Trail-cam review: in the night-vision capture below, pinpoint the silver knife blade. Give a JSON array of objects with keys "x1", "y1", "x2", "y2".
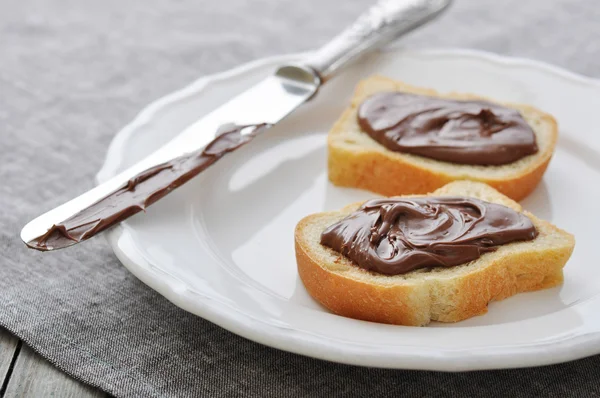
[
  {"x1": 21, "y1": 0, "x2": 452, "y2": 251},
  {"x1": 21, "y1": 66, "x2": 321, "y2": 250}
]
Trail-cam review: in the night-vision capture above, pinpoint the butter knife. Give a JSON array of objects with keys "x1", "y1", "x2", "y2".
[{"x1": 21, "y1": 0, "x2": 451, "y2": 251}]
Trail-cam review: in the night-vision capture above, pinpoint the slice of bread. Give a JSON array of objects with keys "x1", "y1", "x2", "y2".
[
  {"x1": 295, "y1": 181, "x2": 574, "y2": 326},
  {"x1": 328, "y1": 76, "x2": 558, "y2": 201}
]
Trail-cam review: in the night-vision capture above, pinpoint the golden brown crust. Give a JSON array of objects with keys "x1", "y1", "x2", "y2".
[
  {"x1": 295, "y1": 226, "x2": 429, "y2": 326},
  {"x1": 328, "y1": 139, "x2": 553, "y2": 201},
  {"x1": 294, "y1": 182, "x2": 575, "y2": 326},
  {"x1": 327, "y1": 77, "x2": 559, "y2": 201},
  {"x1": 429, "y1": 245, "x2": 568, "y2": 323}
]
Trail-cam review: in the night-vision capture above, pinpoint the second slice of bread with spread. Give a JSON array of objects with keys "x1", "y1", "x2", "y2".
[
  {"x1": 328, "y1": 76, "x2": 558, "y2": 201},
  {"x1": 295, "y1": 181, "x2": 574, "y2": 326}
]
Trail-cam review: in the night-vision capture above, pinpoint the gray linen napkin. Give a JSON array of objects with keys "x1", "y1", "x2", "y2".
[{"x1": 1, "y1": 0, "x2": 600, "y2": 397}]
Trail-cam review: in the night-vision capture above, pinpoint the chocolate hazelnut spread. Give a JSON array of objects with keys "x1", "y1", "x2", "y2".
[
  {"x1": 28, "y1": 123, "x2": 270, "y2": 251},
  {"x1": 320, "y1": 196, "x2": 537, "y2": 275},
  {"x1": 357, "y1": 92, "x2": 538, "y2": 165}
]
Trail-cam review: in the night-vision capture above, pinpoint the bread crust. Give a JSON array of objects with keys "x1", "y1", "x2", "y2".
[
  {"x1": 327, "y1": 77, "x2": 558, "y2": 201},
  {"x1": 294, "y1": 182, "x2": 574, "y2": 326}
]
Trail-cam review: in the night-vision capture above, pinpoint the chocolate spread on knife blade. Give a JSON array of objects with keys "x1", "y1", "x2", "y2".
[
  {"x1": 357, "y1": 92, "x2": 538, "y2": 165},
  {"x1": 28, "y1": 123, "x2": 271, "y2": 251},
  {"x1": 320, "y1": 197, "x2": 537, "y2": 276}
]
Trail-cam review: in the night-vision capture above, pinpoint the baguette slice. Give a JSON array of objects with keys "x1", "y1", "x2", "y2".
[
  {"x1": 328, "y1": 76, "x2": 558, "y2": 201},
  {"x1": 295, "y1": 181, "x2": 574, "y2": 326}
]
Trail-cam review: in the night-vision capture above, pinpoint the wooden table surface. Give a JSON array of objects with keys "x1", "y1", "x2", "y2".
[{"x1": 1, "y1": 328, "x2": 104, "y2": 397}]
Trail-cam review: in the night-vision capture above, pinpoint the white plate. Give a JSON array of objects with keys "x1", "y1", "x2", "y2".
[{"x1": 97, "y1": 48, "x2": 600, "y2": 371}]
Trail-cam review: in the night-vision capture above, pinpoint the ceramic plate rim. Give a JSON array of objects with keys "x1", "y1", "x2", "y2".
[{"x1": 97, "y1": 48, "x2": 600, "y2": 371}]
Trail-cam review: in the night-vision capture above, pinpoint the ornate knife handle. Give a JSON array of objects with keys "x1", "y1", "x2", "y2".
[{"x1": 304, "y1": 0, "x2": 452, "y2": 81}]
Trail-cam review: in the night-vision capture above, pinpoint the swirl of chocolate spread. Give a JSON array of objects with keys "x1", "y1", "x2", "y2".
[
  {"x1": 357, "y1": 92, "x2": 539, "y2": 165},
  {"x1": 320, "y1": 197, "x2": 537, "y2": 275}
]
